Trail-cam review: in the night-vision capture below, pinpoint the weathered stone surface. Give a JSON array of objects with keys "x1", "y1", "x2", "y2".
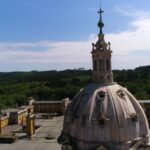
[{"x1": 60, "y1": 83, "x2": 150, "y2": 150}]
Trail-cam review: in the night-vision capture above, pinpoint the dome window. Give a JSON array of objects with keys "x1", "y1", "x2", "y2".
[
  {"x1": 130, "y1": 113, "x2": 138, "y2": 122},
  {"x1": 117, "y1": 90, "x2": 126, "y2": 100},
  {"x1": 97, "y1": 91, "x2": 106, "y2": 100}
]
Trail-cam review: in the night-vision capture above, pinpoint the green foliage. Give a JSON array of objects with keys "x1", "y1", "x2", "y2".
[
  {"x1": 0, "y1": 66, "x2": 150, "y2": 108},
  {"x1": 114, "y1": 65, "x2": 150, "y2": 99},
  {"x1": 0, "y1": 70, "x2": 91, "y2": 108}
]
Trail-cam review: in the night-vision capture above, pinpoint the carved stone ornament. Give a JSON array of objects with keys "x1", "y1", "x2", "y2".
[{"x1": 98, "y1": 114, "x2": 107, "y2": 127}]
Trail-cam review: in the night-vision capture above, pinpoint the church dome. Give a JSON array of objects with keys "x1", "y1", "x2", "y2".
[
  {"x1": 58, "y1": 5, "x2": 150, "y2": 150},
  {"x1": 58, "y1": 83, "x2": 150, "y2": 150}
]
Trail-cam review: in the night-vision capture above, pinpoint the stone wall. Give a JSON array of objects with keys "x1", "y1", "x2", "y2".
[{"x1": 33, "y1": 98, "x2": 70, "y2": 115}]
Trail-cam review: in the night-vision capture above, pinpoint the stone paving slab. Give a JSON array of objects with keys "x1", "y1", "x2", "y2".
[
  {"x1": 2, "y1": 125, "x2": 22, "y2": 136},
  {"x1": 0, "y1": 116, "x2": 64, "y2": 150}
]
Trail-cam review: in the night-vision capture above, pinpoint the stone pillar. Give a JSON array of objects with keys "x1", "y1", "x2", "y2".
[
  {"x1": 62, "y1": 98, "x2": 70, "y2": 114},
  {"x1": 0, "y1": 117, "x2": 2, "y2": 134},
  {"x1": 26, "y1": 114, "x2": 35, "y2": 137},
  {"x1": 0, "y1": 116, "x2": 9, "y2": 134}
]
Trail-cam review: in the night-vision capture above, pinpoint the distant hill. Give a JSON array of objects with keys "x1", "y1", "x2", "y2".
[
  {"x1": 0, "y1": 66, "x2": 150, "y2": 108},
  {"x1": 0, "y1": 70, "x2": 92, "y2": 83}
]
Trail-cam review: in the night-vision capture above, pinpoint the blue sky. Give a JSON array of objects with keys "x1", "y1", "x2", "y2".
[{"x1": 0, "y1": 0, "x2": 150, "y2": 71}]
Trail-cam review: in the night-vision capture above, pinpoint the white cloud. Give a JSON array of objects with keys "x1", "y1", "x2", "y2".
[
  {"x1": 0, "y1": 40, "x2": 92, "y2": 64},
  {"x1": 114, "y1": 4, "x2": 150, "y2": 19},
  {"x1": 106, "y1": 18, "x2": 150, "y2": 54},
  {"x1": 0, "y1": 7, "x2": 150, "y2": 71}
]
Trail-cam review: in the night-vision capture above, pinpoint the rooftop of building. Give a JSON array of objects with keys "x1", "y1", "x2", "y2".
[
  {"x1": 19, "y1": 105, "x2": 34, "y2": 109},
  {"x1": 2, "y1": 107, "x2": 27, "y2": 114},
  {"x1": 33, "y1": 101, "x2": 63, "y2": 104},
  {"x1": 138, "y1": 100, "x2": 150, "y2": 103},
  {"x1": 0, "y1": 116, "x2": 63, "y2": 150}
]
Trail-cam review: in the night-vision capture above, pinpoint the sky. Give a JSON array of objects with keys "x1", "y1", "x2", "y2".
[{"x1": 0, "y1": 0, "x2": 150, "y2": 71}]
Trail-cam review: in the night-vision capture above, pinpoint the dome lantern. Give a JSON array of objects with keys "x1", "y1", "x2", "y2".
[{"x1": 92, "y1": 6, "x2": 113, "y2": 84}]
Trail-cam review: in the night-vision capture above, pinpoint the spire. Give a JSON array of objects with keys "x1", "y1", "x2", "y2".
[
  {"x1": 91, "y1": 1, "x2": 113, "y2": 84},
  {"x1": 92, "y1": 3, "x2": 108, "y2": 52},
  {"x1": 97, "y1": 0, "x2": 104, "y2": 35}
]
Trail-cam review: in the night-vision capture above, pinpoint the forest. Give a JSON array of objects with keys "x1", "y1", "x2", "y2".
[{"x1": 0, "y1": 65, "x2": 150, "y2": 108}]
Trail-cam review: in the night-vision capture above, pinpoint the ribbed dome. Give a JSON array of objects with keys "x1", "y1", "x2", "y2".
[
  {"x1": 58, "y1": 83, "x2": 150, "y2": 150},
  {"x1": 58, "y1": 5, "x2": 150, "y2": 150}
]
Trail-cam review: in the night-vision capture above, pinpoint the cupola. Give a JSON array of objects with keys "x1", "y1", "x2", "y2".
[
  {"x1": 91, "y1": 8, "x2": 113, "y2": 83},
  {"x1": 58, "y1": 2, "x2": 150, "y2": 150}
]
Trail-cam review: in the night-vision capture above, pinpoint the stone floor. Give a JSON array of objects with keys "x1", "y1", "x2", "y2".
[{"x1": 0, "y1": 116, "x2": 64, "y2": 150}]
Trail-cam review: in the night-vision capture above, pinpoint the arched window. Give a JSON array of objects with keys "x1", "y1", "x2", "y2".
[
  {"x1": 93, "y1": 60, "x2": 97, "y2": 71},
  {"x1": 99, "y1": 59, "x2": 104, "y2": 71},
  {"x1": 106, "y1": 59, "x2": 110, "y2": 71},
  {"x1": 95, "y1": 75, "x2": 98, "y2": 81},
  {"x1": 100, "y1": 76, "x2": 104, "y2": 80}
]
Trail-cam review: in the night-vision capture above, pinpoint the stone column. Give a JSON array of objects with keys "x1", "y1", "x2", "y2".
[
  {"x1": 0, "y1": 117, "x2": 2, "y2": 134},
  {"x1": 26, "y1": 114, "x2": 35, "y2": 137},
  {"x1": 62, "y1": 98, "x2": 70, "y2": 114}
]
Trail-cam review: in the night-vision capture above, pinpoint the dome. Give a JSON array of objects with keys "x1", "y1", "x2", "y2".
[
  {"x1": 58, "y1": 5, "x2": 150, "y2": 150},
  {"x1": 58, "y1": 83, "x2": 150, "y2": 150}
]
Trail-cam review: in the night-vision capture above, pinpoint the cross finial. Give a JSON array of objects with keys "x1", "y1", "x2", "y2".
[
  {"x1": 98, "y1": 9, "x2": 104, "y2": 20},
  {"x1": 98, "y1": 0, "x2": 104, "y2": 20},
  {"x1": 97, "y1": 0, "x2": 104, "y2": 34}
]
